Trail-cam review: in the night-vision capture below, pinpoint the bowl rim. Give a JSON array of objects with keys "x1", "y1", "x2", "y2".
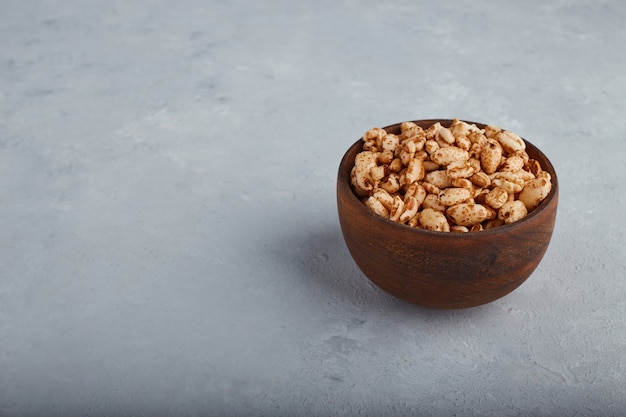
[{"x1": 338, "y1": 119, "x2": 559, "y2": 239}]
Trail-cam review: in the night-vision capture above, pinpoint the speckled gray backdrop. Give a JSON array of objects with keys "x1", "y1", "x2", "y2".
[{"x1": 1, "y1": 0, "x2": 625, "y2": 416}]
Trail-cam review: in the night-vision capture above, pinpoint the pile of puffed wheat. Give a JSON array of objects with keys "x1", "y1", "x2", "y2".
[{"x1": 350, "y1": 119, "x2": 552, "y2": 232}]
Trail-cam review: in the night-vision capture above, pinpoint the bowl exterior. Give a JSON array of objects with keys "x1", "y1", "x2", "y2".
[{"x1": 337, "y1": 120, "x2": 559, "y2": 309}]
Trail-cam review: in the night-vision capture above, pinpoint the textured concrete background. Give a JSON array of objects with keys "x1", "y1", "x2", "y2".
[{"x1": 1, "y1": 0, "x2": 625, "y2": 416}]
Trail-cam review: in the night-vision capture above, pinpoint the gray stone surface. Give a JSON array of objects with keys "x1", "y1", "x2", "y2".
[{"x1": 1, "y1": 0, "x2": 625, "y2": 415}]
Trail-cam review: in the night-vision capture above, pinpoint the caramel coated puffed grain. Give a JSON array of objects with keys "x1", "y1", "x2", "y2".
[{"x1": 352, "y1": 119, "x2": 553, "y2": 232}]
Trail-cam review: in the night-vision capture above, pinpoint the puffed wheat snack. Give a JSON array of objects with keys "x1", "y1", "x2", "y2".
[{"x1": 352, "y1": 119, "x2": 553, "y2": 232}]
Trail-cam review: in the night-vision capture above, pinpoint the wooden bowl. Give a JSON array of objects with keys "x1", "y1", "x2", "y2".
[{"x1": 337, "y1": 119, "x2": 559, "y2": 309}]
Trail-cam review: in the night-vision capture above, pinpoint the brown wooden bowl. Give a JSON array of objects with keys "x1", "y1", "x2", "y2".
[{"x1": 337, "y1": 119, "x2": 559, "y2": 309}]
